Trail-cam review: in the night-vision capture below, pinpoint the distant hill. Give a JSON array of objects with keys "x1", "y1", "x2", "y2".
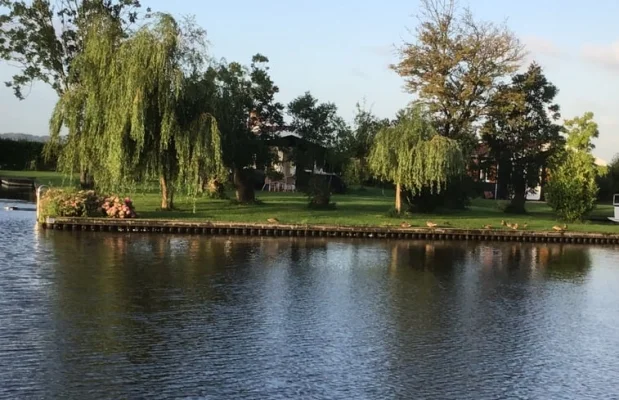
[{"x1": 0, "y1": 133, "x2": 49, "y2": 143}]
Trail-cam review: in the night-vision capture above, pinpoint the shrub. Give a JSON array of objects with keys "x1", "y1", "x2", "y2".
[
  {"x1": 39, "y1": 189, "x2": 103, "y2": 219},
  {"x1": 101, "y1": 196, "x2": 137, "y2": 218},
  {"x1": 305, "y1": 175, "x2": 336, "y2": 210},
  {"x1": 39, "y1": 189, "x2": 137, "y2": 220},
  {"x1": 546, "y1": 151, "x2": 598, "y2": 222},
  {"x1": 203, "y1": 178, "x2": 228, "y2": 199}
]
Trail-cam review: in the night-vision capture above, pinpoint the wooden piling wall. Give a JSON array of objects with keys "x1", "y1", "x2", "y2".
[{"x1": 39, "y1": 217, "x2": 619, "y2": 245}]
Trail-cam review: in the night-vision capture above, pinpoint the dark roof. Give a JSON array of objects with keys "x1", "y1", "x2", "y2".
[{"x1": 265, "y1": 134, "x2": 326, "y2": 151}]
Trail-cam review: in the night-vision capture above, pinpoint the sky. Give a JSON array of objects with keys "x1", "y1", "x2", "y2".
[{"x1": 1, "y1": 0, "x2": 618, "y2": 162}]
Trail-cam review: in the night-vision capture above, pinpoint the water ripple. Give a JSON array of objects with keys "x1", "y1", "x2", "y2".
[{"x1": 1, "y1": 204, "x2": 619, "y2": 399}]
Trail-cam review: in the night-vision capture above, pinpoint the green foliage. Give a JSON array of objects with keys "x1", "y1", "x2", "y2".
[
  {"x1": 45, "y1": 14, "x2": 225, "y2": 209},
  {"x1": 597, "y1": 154, "x2": 619, "y2": 201},
  {"x1": 339, "y1": 103, "x2": 392, "y2": 186},
  {"x1": 203, "y1": 54, "x2": 284, "y2": 202},
  {"x1": 343, "y1": 158, "x2": 368, "y2": 186},
  {"x1": 564, "y1": 112, "x2": 600, "y2": 153},
  {"x1": 368, "y1": 105, "x2": 464, "y2": 196},
  {"x1": 391, "y1": 0, "x2": 523, "y2": 145},
  {"x1": 287, "y1": 92, "x2": 349, "y2": 173},
  {"x1": 0, "y1": 138, "x2": 56, "y2": 170},
  {"x1": 482, "y1": 62, "x2": 563, "y2": 213},
  {"x1": 305, "y1": 175, "x2": 336, "y2": 210},
  {"x1": 546, "y1": 150, "x2": 598, "y2": 221},
  {"x1": 0, "y1": 0, "x2": 146, "y2": 99},
  {"x1": 406, "y1": 177, "x2": 474, "y2": 213},
  {"x1": 287, "y1": 92, "x2": 342, "y2": 148},
  {"x1": 546, "y1": 111, "x2": 602, "y2": 220},
  {"x1": 206, "y1": 55, "x2": 284, "y2": 170}
]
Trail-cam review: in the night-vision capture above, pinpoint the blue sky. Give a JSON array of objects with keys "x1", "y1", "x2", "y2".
[{"x1": 1, "y1": 0, "x2": 618, "y2": 161}]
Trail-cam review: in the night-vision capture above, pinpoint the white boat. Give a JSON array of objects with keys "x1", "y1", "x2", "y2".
[{"x1": 608, "y1": 194, "x2": 619, "y2": 223}]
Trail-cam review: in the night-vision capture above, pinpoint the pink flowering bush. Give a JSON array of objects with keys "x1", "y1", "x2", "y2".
[
  {"x1": 39, "y1": 189, "x2": 137, "y2": 220},
  {"x1": 101, "y1": 196, "x2": 137, "y2": 219}
]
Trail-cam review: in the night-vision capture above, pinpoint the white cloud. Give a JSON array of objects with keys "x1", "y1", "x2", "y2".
[
  {"x1": 523, "y1": 35, "x2": 565, "y2": 58},
  {"x1": 581, "y1": 41, "x2": 619, "y2": 71}
]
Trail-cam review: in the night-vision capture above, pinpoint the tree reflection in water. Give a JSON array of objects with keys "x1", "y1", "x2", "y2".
[{"x1": 37, "y1": 232, "x2": 605, "y2": 399}]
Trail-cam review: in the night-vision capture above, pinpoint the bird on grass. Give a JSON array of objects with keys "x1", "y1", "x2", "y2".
[
  {"x1": 400, "y1": 221, "x2": 412, "y2": 228},
  {"x1": 506, "y1": 222, "x2": 514, "y2": 229},
  {"x1": 552, "y1": 224, "x2": 568, "y2": 232},
  {"x1": 267, "y1": 218, "x2": 279, "y2": 224},
  {"x1": 511, "y1": 223, "x2": 519, "y2": 230},
  {"x1": 501, "y1": 220, "x2": 506, "y2": 226},
  {"x1": 426, "y1": 221, "x2": 438, "y2": 228},
  {"x1": 483, "y1": 224, "x2": 492, "y2": 229}
]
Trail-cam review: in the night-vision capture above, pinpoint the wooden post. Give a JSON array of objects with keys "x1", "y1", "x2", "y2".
[{"x1": 36, "y1": 185, "x2": 48, "y2": 222}]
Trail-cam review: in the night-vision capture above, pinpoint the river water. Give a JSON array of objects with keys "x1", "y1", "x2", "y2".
[{"x1": 1, "y1": 195, "x2": 619, "y2": 399}]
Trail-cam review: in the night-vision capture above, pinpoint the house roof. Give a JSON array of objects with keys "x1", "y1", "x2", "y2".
[{"x1": 265, "y1": 134, "x2": 325, "y2": 151}]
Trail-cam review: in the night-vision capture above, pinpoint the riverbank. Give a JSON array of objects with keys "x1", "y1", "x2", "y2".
[
  {"x1": 2, "y1": 170, "x2": 618, "y2": 234},
  {"x1": 41, "y1": 216, "x2": 619, "y2": 245}
]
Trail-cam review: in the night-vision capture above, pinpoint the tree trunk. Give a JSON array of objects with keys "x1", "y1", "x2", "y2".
[
  {"x1": 234, "y1": 167, "x2": 255, "y2": 203},
  {"x1": 506, "y1": 173, "x2": 527, "y2": 214},
  {"x1": 496, "y1": 159, "x2": 511, "y2": 200},
  {"x1": 79, "y1": 168, "x2": 94, "y2": 190},
  {"x1": 539, "y1": 164, "x2": 548, "y2": 202},
  {"x1": 159, "y1": 175, "x2": 174, "y2": 211},
  {"x1": 395, "y1": 182, "x2": 402, "y2": 213}
]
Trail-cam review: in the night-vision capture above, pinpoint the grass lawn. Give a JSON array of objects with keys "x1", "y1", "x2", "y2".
[
  {"x1": 0, "y1": 169, "x2": 77, "y2": 188},
  {"x1": 3, "y1": 169, "x2": 618, "y2": 234}
]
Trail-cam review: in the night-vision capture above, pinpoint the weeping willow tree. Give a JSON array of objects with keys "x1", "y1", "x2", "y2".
[
  {"x1": 46, "y1": 13, "x2": 225, "y2": 210},
  {"x1": 368, "y1": 106, "x2": 464, "y2": 213}
]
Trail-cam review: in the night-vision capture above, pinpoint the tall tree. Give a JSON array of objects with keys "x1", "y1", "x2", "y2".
[
  {"x1": 47, "y1": 13, "x2": 224, "y2": 210},
  {"x1": 0, "y1": 0, "x2": 148, "y2": 187},
  {"x1": 204, "y1": 54, "x2": 284, "y2": 203},
  {"x1": 368, "y1": 105, "x2": 464, "y2": 213},
  {"x1": 287, "y1": 92, "x2": 344, "y2": 172},
  {"x1": 287, "y1": 92, "x2": 341, "y2": 145},
  {"x1": 482, "y1": 62, "x2": 563, "y2": 214},
  {"x1": 391, "y1": 0, "x2": 524, "y2": 150}
]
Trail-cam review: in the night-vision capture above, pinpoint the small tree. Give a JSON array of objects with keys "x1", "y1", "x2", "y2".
[
  {"x1": 546, "y1": 151, "x2": 598, "y2": 221},
  {"x1": 546, "y1": 113, "x2": 601, "y2": 221},
  {"x1": 368, "y1": 105, "x2": 464, "y2": 213}
]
